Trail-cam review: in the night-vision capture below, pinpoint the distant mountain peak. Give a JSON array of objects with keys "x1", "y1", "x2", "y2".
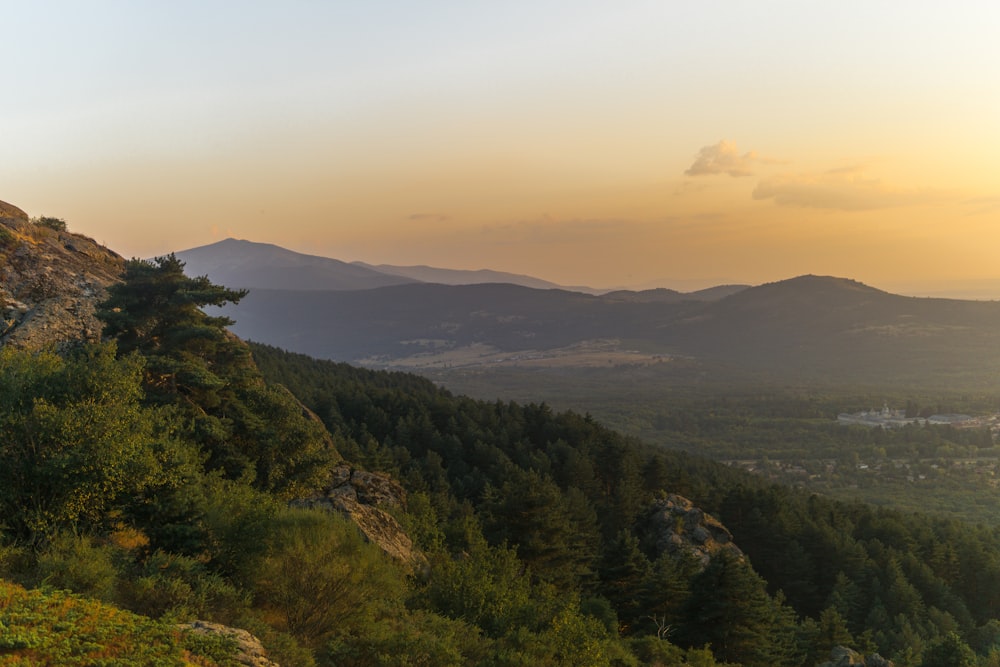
[
  {"x1": 173, "y1": 239, "x2": 418, "y2": 291},
  {"x1": 732, "y1": 275, "x2": 887, "y2": 301}
]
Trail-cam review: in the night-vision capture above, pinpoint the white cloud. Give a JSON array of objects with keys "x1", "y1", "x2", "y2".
[{"x1": 684, "y1": 140, "x2": 759, "y2": 177}]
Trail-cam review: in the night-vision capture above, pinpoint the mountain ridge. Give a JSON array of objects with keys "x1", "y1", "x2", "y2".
[
  {"x1": 174, "y1": 238, "x2": 418, "y2": 291},
  {"x1": 205, "y1": 268, "x2": 1000, "y2": 383}
]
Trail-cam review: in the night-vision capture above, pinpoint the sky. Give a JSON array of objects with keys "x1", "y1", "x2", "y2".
[{"x1": 2, "y1": 1, "x2": 999, "y2": 294}]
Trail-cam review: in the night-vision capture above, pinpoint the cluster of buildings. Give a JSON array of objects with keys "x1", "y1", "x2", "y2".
[{"x1": 836, "y1": 403, "x2": 982, "y2": 429}]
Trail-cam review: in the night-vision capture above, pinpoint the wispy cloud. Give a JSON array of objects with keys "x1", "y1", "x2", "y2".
[
  {"x1": 685, "y1": 140, "x2": 760, "y2": 177},
  {"x1": 752, "y1": 166, "x2": 949, "y2": 211},
  {"x1": 408, "y1": 213, "x2": 451, "y2": 222}
]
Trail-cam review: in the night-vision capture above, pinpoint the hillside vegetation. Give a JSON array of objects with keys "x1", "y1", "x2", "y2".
[
  {"x1": 0, "y1": 580, "x2": 243, "y2": 666},
  {"x1": 4, "y1": 249, "x2": 1000, "y2": 665}
]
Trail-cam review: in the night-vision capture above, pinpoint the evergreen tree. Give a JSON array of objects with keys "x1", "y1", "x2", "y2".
[
  {"x1": 97, "y1": 254, "x2": 250, "y2": 404},
  {"x1": 680, "y1": 550, "x2": 797, "y2": 667},
  {"x1": 920, "y1": 631, "x2": 976, "y2": 667},
  {"x1": 598, "y1": 530, "x2": 651, "y2": 632},
  {"x1": 97, "y1": 255, "x2": 333, "y2": 491},
  {"x1": 480, "y1": 468, "x2": 599, "y2": 589}
]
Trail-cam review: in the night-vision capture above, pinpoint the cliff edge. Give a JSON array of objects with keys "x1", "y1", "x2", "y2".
[{"x1": 0, "y1": 202, "x2": 124, "y2": 349}]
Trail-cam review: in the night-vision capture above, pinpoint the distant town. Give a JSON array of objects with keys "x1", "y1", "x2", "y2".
[{"x1": 837, "y1": 404, "x2": 1000, "y2": 431}]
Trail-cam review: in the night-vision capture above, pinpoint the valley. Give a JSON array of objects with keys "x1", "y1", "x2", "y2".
[{"x1": 359, "y1": 338, "x2": 670, "y2": 370}]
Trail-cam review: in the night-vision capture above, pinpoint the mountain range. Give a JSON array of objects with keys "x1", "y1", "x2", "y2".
[
  {"x1": 174, "y1": 238, "x2": 611, "y2": 293},
  {"x1": 174, "y1": 239, "x2": 1000, "y2": 385}
]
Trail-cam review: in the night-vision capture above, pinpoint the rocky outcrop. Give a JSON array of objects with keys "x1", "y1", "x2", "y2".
[
  {"x1": 0, "y1": 199, "x2": 28, "y2": 222},
  {"x1": 182, "y1": 620, "x2": 280, "y2": 667},
  {"x1": 641, "y1": 493, "x2": 743, "y2": 568},
  {"x1": 818, "y1": 645, "x2": 893, "y2": 667},
  {"x1": 0, "y1": 207, "x2": 123, "y2": 350},
  {"x1": 291, "y1": 464, "x2": 427, "y2": 572}
]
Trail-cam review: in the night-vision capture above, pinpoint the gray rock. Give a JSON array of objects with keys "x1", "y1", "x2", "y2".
[
  {"x1": 182, "y1": 620, "x2": 280, "y2": 667},
  {"x1": 291, "y1": 464, "x2": 428, "y2": 572},
  {"x1": 0, "y1": 211, "x2": 123, "y2": 351},
  {"x1": 642, "y1": 493, "x2": 744, "y2": 569},
  {"x1": 816, "y1": 645, "x2": 894, "y2": 667}
]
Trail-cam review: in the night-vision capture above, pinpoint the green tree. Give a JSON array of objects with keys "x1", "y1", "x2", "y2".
[
  {"x1": 0, "y1": 344, "x2": 161, "y2": 543},
  {"x1": 920, "y1": 631, "x2": 976, "y2": 667},
  {"x1": 480, "y1": 468, "x2": 599, "y2": 589},
  {"x1": 98, "y1": 255, "x2": 334, "y2": 491},
  {"x1": 97, "y1": 254, "x2": 250, "y2": 404},
  {"x1": 680, "y1": 551, "x2": 797, "y2": 667},
  {"x1": 598, "y1": 530, "x2": 651, "y2": 632},
  {"x1": 422, "y1": 538, "x2": 535, "y2": 637}
]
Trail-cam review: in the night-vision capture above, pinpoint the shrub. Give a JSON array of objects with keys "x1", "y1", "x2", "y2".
[
  {"x1": 117, "y1": 550, "x2": 248, "y2": 622},
  {"x1": 33, "y1": 532, "x2": 120, "y2": 601},
  {"x1": 32, "y1": 216, "x2": 67, "y2": 232},
  {"x1": 250, "y1": 508, "x2": 406, "y2": 646}
]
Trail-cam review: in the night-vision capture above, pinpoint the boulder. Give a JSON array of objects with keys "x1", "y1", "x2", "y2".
[
  {"x1": 641, "y1": 493, "x2": 744, "y2": 568},
  {"x1": 181, "y1": 620, "x2": 280, "y2": 667},
  {"x1": 816, "y1": 645, "x2": 894, "y2": 667}
]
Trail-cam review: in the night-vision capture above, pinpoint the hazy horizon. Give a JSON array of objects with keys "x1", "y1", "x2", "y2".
[
  {"x1": 3, "y1": 3, "x2": 998, "y2": 294},
  {"x1": 169, "y1": 235, "x2": 1000, "y2": 300}
]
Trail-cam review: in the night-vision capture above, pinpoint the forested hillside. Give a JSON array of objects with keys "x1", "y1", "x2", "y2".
[
  {"x1": 3, "y1": 250, "x2": 1000, "y2": 665},
  {"x1": 252, "y1": 343, "x2": 1000, "y2": 666}
]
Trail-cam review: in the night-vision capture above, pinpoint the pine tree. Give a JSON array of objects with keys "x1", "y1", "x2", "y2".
[
  {"x1": 98, "y1": 255, "x2": 333, "y2": 492},
  {"x1": 680, "y1": 550, "x2": 794, "y2": 667},
  {"x1": 97, "y1": 254, "x2": 251, "y2": 404}
]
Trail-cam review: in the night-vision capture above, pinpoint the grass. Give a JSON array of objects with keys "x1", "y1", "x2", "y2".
[{"x1": 0, "y1": 579, "x2": 241, "y2": 666}]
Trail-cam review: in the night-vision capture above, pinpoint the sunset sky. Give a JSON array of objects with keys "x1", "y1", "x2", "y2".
[{"x1": 3, "y1": 2, "x2": 998, "y2": 294}]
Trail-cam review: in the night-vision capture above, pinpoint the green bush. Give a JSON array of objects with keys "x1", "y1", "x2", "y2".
[
  {"x1": 117, "y1": 550, "x2": 248, "y2": 622},
  {"x1": 250, "y1": 508, "x2": 406, "y2": 646},
  {"x1": 32, "y1": 216, "x2": 67, "y2": 232},
  {"x1": 33, "y1": 532, "x2": 120, "y2": 601}
]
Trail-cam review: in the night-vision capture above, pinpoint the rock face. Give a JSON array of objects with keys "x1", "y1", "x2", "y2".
[
  {"x1": 182, "y1": 620, "x2": 280, "y2": 667},
  {"x1": 641, "y1": 494, "x2": 744, "y2": 568},
  {"x1": 0, "y1": 199, "x2": 29, "y2": 222},
  {"x1": 291, "y1": 464, "x2": 427, "y2": 572},
  {"x1": 0, "y1": 208, "x2": 123, "y2": 350},
  {"x1": 817, "y1": 645, "x2": 894, "y2": 667}
]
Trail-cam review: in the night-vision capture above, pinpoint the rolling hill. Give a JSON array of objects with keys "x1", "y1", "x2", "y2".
[{"x1": 199, "y1": 253, "x2": 1000, "y2": 384}]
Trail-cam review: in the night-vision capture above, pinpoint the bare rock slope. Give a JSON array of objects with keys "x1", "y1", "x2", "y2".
[
  {"x1": 291, "y1": 464, "x2": 428, "y2": 572},
  {"x1": 0, "y1": 203, "x2": 124, "y2": 349}
]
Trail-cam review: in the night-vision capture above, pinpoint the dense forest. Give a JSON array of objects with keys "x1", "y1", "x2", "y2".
[{"x1": 3, "y1": 256, "x2": 1000, "y2": 665}]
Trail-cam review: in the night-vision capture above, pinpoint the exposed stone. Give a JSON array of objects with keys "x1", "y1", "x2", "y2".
[
  {"x1": 291, "y1": 464, "x2": 428, "y2": 572},
  {"x1": 641, "y1": 493, "x2": 744, "y2": 568},
  {"x1": 0, "y1": 210, "x2": 124, "y2": 350},
  {"x1": 181, "y1": 620, "x2": 280, "y2": 667},
  {"x1": 0, "y1": 199, "x2": 29, "y2": 222},
  {"x1": 816, "y1": 645, "x2": 894, "y2": 667}
]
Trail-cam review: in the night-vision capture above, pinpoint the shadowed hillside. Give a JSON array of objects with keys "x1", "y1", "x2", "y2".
[{"x1": 211, "y1": 273, "x2": 1000, "y2": 385}]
